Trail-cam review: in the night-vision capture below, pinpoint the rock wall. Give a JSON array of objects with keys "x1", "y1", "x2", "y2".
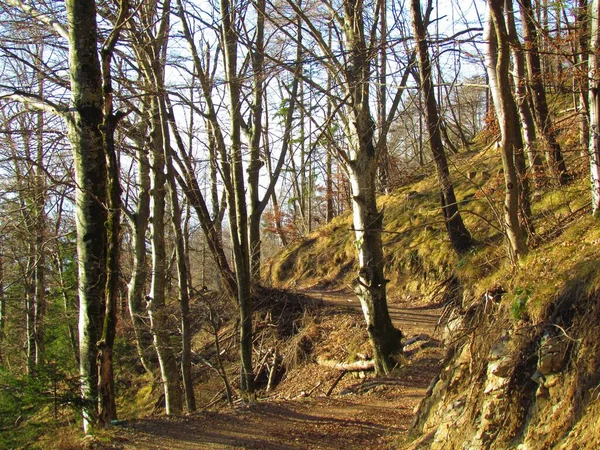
[{"x1": 409, "y1": 284, "x2": 600, "y2": 449}]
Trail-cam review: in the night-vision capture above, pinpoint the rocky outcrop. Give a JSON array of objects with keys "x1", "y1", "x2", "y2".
[{"x1": 409, "y1": 282, "x2": 600, "y2": 449}]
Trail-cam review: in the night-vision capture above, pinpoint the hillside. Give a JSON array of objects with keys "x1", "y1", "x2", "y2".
[
  {"x1": 17, "y1": 133, "x2": 600, "y2": 450},
  {"x1": 263, "y1": 131, "x2": 600, "y2": 448}
]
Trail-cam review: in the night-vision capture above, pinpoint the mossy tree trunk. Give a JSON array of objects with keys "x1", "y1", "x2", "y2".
[
  {"x1": 343, "y1": 0, "x2": 402, "y2": 375},
  {"x1": 65, "y1": 0, "x2": 108, "y2": 432}
]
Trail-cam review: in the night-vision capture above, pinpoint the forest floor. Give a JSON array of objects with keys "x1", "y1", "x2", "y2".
[{"x1": 112, "y1": 289, "x2": 444, "y2": 450}]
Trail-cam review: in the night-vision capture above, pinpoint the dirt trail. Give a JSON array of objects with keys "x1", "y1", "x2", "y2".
[
  {"x1": 304, "y1": 287, "x2": 442, "y2": 336},
  {"x1": 117, "y1": 290, "x2": 444, "y2": 450}
]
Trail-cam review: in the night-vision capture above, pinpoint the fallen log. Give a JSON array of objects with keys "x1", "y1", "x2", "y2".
[{"x1": 316, "y1": 356, "x2": 375, "y2": 372}]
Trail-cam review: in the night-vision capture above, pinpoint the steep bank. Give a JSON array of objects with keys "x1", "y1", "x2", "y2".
[
  {"x1": 409, "y1": 214, "x2": 600, "y2": 449},
  {"x1": 266, "y1": 144, "x2": 600, "y2": 448}
]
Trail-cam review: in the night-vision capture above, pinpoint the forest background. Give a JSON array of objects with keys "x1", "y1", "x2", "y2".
[{"x1": 1, "y1": 0, "x2": 599, "y2": 446}]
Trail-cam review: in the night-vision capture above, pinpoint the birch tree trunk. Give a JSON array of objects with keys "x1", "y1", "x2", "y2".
[{"x1": 65, "y1": 0, "x2": 108, "y2": 432}]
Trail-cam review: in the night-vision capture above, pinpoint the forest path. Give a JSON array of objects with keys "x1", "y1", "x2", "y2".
[
  {"x1": 303, "y1": 287, "x2": 443, "y2": 337},
  {"x1": 118, "y1": 289, "x2": 444, "y2": 450}
]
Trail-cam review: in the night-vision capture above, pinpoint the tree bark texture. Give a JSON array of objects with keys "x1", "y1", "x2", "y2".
[
  {"x1": 343, "y1": 0, "x2": 402, "y2": 375},
  {"x1": 65, "y1": 0, "x2": 108, "y2": 432}
]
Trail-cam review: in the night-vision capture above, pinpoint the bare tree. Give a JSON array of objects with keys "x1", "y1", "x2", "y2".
[
  {"x1": 486, "y1": 0, "x2": 528, "y2": 261},
  {"x1": 411, "y1": 0, "x2": 473, "y2": 253}
]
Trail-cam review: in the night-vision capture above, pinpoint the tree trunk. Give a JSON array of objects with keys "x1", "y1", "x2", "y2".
[
  {"x1": 411, "y1": 0, "x2": 473, "y2": 253},
  {"x1": 33, "y1": 105, "x2": 47, "y2": 368},
  {"x1": 577, "y1": 0, "x2": 590, "y2": 150},
  {"x1": 377, "y1": 0, "x2": 390, "y2": 193},
  {"x1": 0, "y1": 242, "x2": 4, "y2": 365},
  {"x1": 53, "y1": 252, "x2": 79, "y2": 364},
  {"x1": 589, "y1": 0, "x2": 600, "y2": 215},
  {"x1": 148, "y1": 97, "x2": 183, "y2": 415},
  {"x1": 220, "y1": 0, "x2": 255, "y2": 398},
  {"x1": 126, "y1": 136, "x2": 155, "y2": 375},
  {"x1": 65, "y1": 0, "x2": 108, "y2": 433},
  {"x1": 247, "y1": 0, "x2": 266, "y2": 282},
  {"x1": 26, "y1": 255, "x2": 36, "y2": 373},
  {"x1": 504, "y1": 0, "x2": 544, "y2": 186},
  {"x1": 520, "y1": 0, "x2": 570, "y2": 184},
  {"x1": 343, "y1": 0, "x2": 402, "y2": 375},
  {"x1": 161, "y1": 101, "x2": 196, "y2": 413},
  {"x1": 98, "y1": 1, "x2": 128, "y2": 424},
  {"x1": 487, "y1": 0, "x2": 528, "y2": 261}
]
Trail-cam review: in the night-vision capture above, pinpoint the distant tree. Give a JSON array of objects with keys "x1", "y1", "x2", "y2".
[
  {"x1": 411, "y1": 0, "x2": 473, "y2": 253},
  {"x1": 520, "y1": 0, "x2": 570, "y2": 185}
]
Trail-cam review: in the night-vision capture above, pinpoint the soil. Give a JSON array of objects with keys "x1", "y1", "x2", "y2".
[{"x1": 112, "y1": 289, "x2": 444, "y2": 450}]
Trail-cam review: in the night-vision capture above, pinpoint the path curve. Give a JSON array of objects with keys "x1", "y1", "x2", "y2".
[{"x1": 118, "y1": 289, "x2": 444, "y2": 450}]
